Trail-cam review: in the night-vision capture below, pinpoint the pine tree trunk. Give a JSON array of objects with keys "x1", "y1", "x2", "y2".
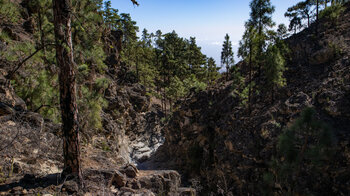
[
  {"x1": 53, "y1": 0, "x2": 83, "y2": 185},
  {"x1": 257, "y1": 6, "x2": 263, "y2": 87},
  {"x1": 226, "y1": 65, "x2": 229, "y2": 81},
  {"x1": 163, "y1": 75, "x2": 166, "y2": 116},
  {"x1": 248, "y1": 43, "x2": 252, "y2": 115}
]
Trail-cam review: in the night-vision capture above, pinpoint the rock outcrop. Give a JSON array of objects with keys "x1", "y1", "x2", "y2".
[{"x1": 102, "y1": 79, "x2": 165, "y2": 164}]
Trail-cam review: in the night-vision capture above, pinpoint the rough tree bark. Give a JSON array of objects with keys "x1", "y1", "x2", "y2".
[{"x1": 52, "y1": 0, "x2": 83, "y2": 184}]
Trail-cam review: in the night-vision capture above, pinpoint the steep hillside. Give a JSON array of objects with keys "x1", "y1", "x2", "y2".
[{"x1": 142, "y1": 3, "x2": 350, "y2": 195}]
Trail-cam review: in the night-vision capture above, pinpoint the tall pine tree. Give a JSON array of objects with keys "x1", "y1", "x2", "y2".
[
  {"x1": 238, "y1": 24, "x2": 258, "y2": 112},
  {"x1": 248, "y1": 0, "x2": 275, "y2": 84},
  {"x1": 53, "y1": 0, "x2": 83, "y2": 184},
  {"x1": 221, "y1": 33, "x2": 234, "y2": 80}
]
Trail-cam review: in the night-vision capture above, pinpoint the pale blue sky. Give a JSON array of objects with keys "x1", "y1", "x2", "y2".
[{"x1": 110, "y1": 0, "x2": 300, "y2": 66}]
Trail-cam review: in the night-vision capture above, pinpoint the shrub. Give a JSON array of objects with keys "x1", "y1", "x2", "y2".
[{"x1": 265, "y1": 107, "x2": 336, "y2": 195}]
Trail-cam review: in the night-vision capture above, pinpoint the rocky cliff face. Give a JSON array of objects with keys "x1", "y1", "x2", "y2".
[
  {"x1": 102, "y1": 78, "x2": 165, "y2": 164},
  {"x1": 142, "y1": 4, "x2": 350, "y2": 195}
]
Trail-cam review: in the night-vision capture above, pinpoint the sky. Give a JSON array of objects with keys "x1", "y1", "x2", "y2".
[{"x1": 110, "y1": 0, "x2": 300, "y2": 67}]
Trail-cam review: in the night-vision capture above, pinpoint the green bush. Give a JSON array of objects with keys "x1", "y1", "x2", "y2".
[
  {"x1": 0, "y1": 31, "x2": 11, "y2": 43},
  {"x1": 265, "y1": 107, "x2": 336, "y2": 195}
]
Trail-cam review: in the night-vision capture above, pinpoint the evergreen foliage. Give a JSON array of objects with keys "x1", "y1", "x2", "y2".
[
  {"x1": 276, "y1": 24, "x2": 289, "y2": 40},
  {"x1": 248, "y1": 0, "x2": 276, "y2": 90},
  {"x1": 285, "y1": 0, "x2": 347, "y2": 33},
  {"x1": 248, "y1": 0, "x2": 275, "y2": 54},
  {"x1": 205, "y1": 57, "x2": 220, "y2": 88},
  {"x1": 0, "y1": 0, "x2": 111, "y2": 133},
  {"x1": 266, "y1": 108, "x2": 336, "y2": 195},
  {"x1": 238, "y1": 24, "x2": 258, "y2": 110},
  {"x1": 0, "y1": 0, "x2": 219, "y2": 122},
  {"x1": 264, "y1": 27, "x2": 289, "y2": 101},
  {"x1": 187, "y1": 37, "x2": 207, "y2": 81},
  {"x1": 237, "y1": 0, "x2": 290, "y2": 110},
  {"x1": 285, "y1": 0, "x2": 313, "y2": 33},
  {"x1": 221, "y1": 34, "x2": 235, "y2": 80},
  {"x1": 265, "y1": 44, "x2": 286, "y2": 101},
  {"x1": 152, "y1": 31, "x2": 208, "y2": 110},
  {"x1": 319, "y1": 3, "x2": 346, "y2": 20}
]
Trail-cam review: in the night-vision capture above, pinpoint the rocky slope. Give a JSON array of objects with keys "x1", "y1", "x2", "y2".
[{"x1": 141, "y1": 3, "x2": 350, "y2": 195}]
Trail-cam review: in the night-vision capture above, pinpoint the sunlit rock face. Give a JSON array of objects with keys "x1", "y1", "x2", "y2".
[{"x1": 103, "y1": 80, "x2": 166, "y2": 164}]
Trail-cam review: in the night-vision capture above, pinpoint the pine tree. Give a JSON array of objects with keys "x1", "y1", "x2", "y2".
[
  {"x1": 268, "y1": 107, "x2": 335, "y2": 194},
  {"x1": 186, "y1": 37, "x2": 206, "y2": 81},
  {"x1": 276, "y1": 24, "x2": 289, "y2": 39},
  {"x1": 205, "y1": 57, "x2": 220, "y2": 87},
  {"x1": 221, "y1": 33, "x2": 235, "y2": 80},
  {"x1": 285, "y1": 1, "x2": 313, "y2": 33},
  {"x1": 248, "y1": 0, "x2": 275, "y2": 84},
  {"x1": 238, "y1": 24, "x2": 258, "y2": 112},
  {"x1": 28, "y1": 0, "x2": 52, "y2": 50},
  {"x1": 52, "y1": 0, "x2": 83, "y2": 184},
  {"x1": 159, "y1": 31, "x2": 189, "y2": 112},
  {"x1": 103, "y1": 1, "x2": 113, "y2": 27},
  {"x1": 141, "y1": 28, "x2": 152, "y2": 47},
  {"x1": 265, "y1": 44, "x2": 286, "y2": 102},
  {"x1": 119, "y1": 13, "x2": 139, "y2": 79},
  {"x1": 120, "y1": 13, "x2": 139, "y2": 45},
  {"x1": 150, "y1": 30, "x2": 208, "y2": 112},
  {"x1": 137, "y1": 29, "x2": 157, "y2": 90}
]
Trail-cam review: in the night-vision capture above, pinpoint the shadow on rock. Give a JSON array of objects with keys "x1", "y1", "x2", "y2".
[{"x1": 0, "y1": 173, "x2": 62, "y2": 193}]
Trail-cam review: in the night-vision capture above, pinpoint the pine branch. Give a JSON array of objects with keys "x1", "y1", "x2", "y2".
[
  {"x1": 6, "y1": 43, "x2": 55, "y2": 80},
  {"x1": 131, "y1": 0, "x2": 139, "y2": 6}
]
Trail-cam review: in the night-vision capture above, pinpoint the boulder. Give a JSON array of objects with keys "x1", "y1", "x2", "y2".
[
  {"x1": 284, "y1": 92, "x2": 312, "y2": 114},
  {"x1": 137, "y1": 170, "x2": 181, "y2": 195},
  {"x1": 178, "y1": 187, "x2": 196, "y2": 196},
  {"x1": 309, "y1": 47, "x2": 336, "y2": 65},
  {"x1": 0, "y1": 69, "x2": 27, "y2": 110},
  {"x1": 0, "y1": 102, "x2": 15, "y2": 116},
  {"x1": 120, "y1": 164, "x2": 139, "y2": 178}
]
